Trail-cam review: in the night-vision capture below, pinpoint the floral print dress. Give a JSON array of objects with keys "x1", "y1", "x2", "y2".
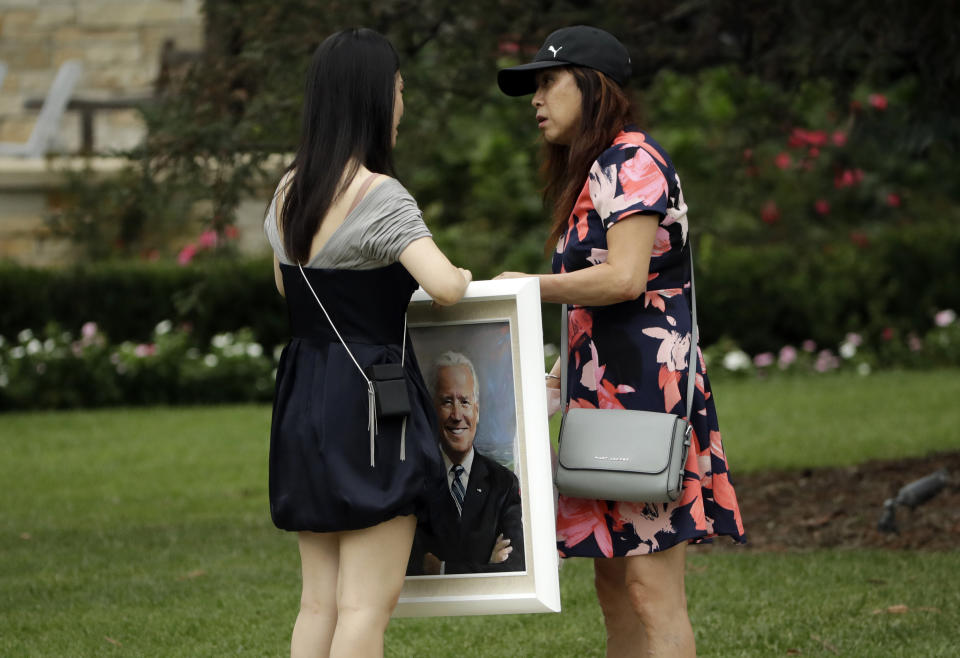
[{"x1": 555, "y1": 126, "x2": 746, "y2": 557}]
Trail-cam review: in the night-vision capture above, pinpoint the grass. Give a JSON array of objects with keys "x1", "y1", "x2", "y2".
[{"x1": 1, "y1": 369, "x2": 959, "y2": 656}]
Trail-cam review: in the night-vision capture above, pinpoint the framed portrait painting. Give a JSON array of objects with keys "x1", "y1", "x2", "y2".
[{"x1": 393, "y1": 278, "x2": 560, "y2": 617}]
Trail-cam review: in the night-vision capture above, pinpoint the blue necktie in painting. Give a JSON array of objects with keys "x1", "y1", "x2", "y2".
[{"x1": 451, "y1": 464, "x2": 465, "y2": 515}]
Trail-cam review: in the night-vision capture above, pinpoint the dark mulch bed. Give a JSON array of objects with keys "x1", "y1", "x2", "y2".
[{"x1": 697, "y1": 452, "x2": 960, "y2": 552}]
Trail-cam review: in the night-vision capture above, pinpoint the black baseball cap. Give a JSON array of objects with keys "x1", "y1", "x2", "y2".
[{"x1": 497, "y1": 26, "x2": 631, "y2": 96}]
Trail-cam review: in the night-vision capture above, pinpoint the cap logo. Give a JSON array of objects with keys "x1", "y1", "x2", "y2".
[{"x1": 547, "y1": 45, "x2": 563, "y2": 58}]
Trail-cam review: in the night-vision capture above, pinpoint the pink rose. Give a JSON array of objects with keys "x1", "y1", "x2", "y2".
[
  {"x1": 778, "y1": 345, "x2": 797, "y2": 368},
  {"x1": 868, "y1": 93, "x2": 888, "y2": 110},
  {"x1": 177, "y1": 244, "x2": 198, "y2": 266},
  {"x1": 753, "y1": 352, "x2": 775, "y2": 368},
  {"x1": 934, "y1": 309, "x2": 956, "y2": 327},
  {"x1": 197, "y1": 230, "x2": 218, "y2": 249}
]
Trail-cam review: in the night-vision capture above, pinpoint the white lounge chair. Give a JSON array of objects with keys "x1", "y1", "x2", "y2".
[{"x1": 0, "y1": 59, "x2": 83, "y2": 157}]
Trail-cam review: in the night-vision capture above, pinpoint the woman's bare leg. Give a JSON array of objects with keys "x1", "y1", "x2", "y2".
[
  {"x1": 595, "y1": 558, "x2": 648, "y2": 657},
  {"x1": 329, "y1": 514, "x2": 416, "y2": 658},
  {"x1": 623, "y1": 542, "x2": 696, "y2": 657},
  {"x1": 291, "y1": 530, "x2": 340, "y2": 658}
]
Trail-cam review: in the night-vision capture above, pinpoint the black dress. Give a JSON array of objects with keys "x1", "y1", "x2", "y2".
[{"x1": 269, "y1": 262, "x2": 447, "y2": 532}]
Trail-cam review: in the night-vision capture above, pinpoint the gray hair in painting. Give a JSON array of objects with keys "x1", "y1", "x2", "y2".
[{"x1": 430, "y1": 350, "x2": 480, "y2": 404}]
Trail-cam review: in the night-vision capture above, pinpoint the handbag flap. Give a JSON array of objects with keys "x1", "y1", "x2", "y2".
[{"x1": 558, "y1": 408, "x2": 683, "y2": 475}]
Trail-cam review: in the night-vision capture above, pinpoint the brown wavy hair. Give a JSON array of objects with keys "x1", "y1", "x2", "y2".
[{"x1": 540, "y1": 67, "x2": 633, "y2": 253}]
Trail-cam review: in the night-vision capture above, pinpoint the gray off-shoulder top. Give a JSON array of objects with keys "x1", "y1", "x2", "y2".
[{"x1": 263, "y1": 177, "x2": 432, "y2": 269}]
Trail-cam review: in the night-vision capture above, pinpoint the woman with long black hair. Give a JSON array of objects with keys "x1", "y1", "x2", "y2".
[
  {"x1": 264, "y1": 28, "x2": 470, "y2": 657},
  {"x1": 496, "y1": 26, "x2": 745, "y2": 657}
]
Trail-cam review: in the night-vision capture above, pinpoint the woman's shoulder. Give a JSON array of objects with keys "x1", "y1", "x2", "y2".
[
  {"x1": 368, "y1": 176, "x2": 414, "y2": 201},
  {"x1": 357, "y1": 176, "x2": 421, "y2": 217}
]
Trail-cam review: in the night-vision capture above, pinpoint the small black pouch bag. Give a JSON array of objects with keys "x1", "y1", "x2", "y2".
[{"x1": 363, "y1": 363, "x2": 411, "y2": 418}]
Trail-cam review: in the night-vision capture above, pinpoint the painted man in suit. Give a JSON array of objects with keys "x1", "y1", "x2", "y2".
[{"x1": 409, "y1": 351, "x2": 524, "y2": 575}]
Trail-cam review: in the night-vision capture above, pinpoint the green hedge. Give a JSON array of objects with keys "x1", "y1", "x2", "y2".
[
  {"x1": 2, "y1": 221, "x2": 958, "y2": 355},
  {"x1": 0, "y1": 258, "x2": 287, "y2": 348},
  {"x1": 696, "y1": 221, "x2": 960, "y2": 352}
]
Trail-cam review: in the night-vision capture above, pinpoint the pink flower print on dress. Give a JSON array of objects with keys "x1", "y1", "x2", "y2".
[
  {"x1": 658, "y1": 366, "x2": 683, "y2": 412},
  {"x1": 641, "y1": 326, "x2": 691, "y2": 372},
  {"x1": 651, "y1": 226, "x2": 671, "y2": 257},
  {"x1": 711, "y1": 471, "x2": 745, "y2": 536},
  {"x1": 568, "y1": 307, "x2": 593, "y2": 347},
  {"x1": 588, "y1": 162, "x2": 633, "y2": 222},
  {"x1": 579, "y1": 340, "x2": 605, "y2": 391},
  {"x1": 614, "y1": 500, "x2": 683, "y2": 556},
  {"x1": 643, "y1": 287, "x2": 682, "y2": 313},
  {"x1": 586, "y1": 248, "x2": 608, "y2": 265},
  {"x1": 574, "y1": 209, "x2": 590, "y2": 242},
  {"x1": 556, "y1": 496, "x2": 614, "y2": 557},
  {"x1": 618, "y1": 150, "x2": 668, "y2": 207},
  {"x1": 644, "y1": 290, "x2": 667, "y2": 312},
  {"x1": 597, "y1": 378, "x2": 627, "y2": 410},
  {"x1": 709, "y1": 430, "x2": 725, "y2": 459}
]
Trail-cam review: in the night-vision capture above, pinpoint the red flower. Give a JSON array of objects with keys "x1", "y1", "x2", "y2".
[
  {"x1": 886, "y1": 193, "x2": 901, "y2": 207},
  {"x1": 831, "y1": 131, "x2": 848, "y2": 147},
  {"x1": 224, "y1": 225, "x2": 240, "y2": 239},
  {"x1": 775, "y1": 152, "x2": 792, "y2": 170},
  {"x1": 788, "y1": 128, "x2": 827, "y2": 148},
  {"x1": 814, "y1": 199, "x2": 830, "y2": 215},
  {"x1": 868, "y1": 93, "x2": 888, "y2": 110},
  {"x1": 197, "y1": 230, "x2": 218, "y2": 249},
  {"x1": 834, "y1": 168, "x2": 864, "y2": 189},
  {"x1": 761, "y1": 201, "x2": 780, "y2": 224},
  {"x1": 742, "y1": 148, "x2": 753, "y2": 161},
  {"x1": 806, "y1": 130, "x2": 827, "y2": 146},
  {"x1": 849, "y1": 231, "x2": 870, "y2": 248},
  {"x1": 881, "y1": 327, "x2": 895, "y2": 341}
]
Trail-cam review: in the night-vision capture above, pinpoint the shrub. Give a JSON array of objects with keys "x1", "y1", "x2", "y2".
[
  {"x1": 0, "y1": 322, "x2": 275, "y2": 411},
  {"x1": 0, "y1": 258, "x2": 286, "y2": 349}
]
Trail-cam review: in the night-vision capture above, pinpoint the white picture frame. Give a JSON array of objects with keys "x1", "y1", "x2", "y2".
[{"x1": 393, "y1": 278, "x2": 561, "y2": 617}]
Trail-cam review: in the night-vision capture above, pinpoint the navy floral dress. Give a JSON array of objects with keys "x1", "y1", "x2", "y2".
[{"x1": 555, "y1": 126, "x2": 746, "y2": 557}]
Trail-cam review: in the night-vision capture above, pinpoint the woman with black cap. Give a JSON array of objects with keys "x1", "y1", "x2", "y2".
[{"x1": 496, "y1": 26, "x2": 745, "y2": 657}]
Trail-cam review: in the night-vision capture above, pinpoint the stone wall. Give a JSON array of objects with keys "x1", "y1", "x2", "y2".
[{"x1": 0, "y1": 0, "x2": 203, "y2": 153}]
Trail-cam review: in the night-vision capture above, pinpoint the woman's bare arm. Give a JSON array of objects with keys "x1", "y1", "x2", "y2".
[
  {"x1": 398, "y1": 237, "x2": 471, "y2": 305},
  {"x1": 496, "y1": 213, "x2": 660, "y2": 306}
]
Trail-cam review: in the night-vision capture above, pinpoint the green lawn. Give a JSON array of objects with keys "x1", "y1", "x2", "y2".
[{"x1": 1, "y1": 369, "x2": 958, "y2": 657}]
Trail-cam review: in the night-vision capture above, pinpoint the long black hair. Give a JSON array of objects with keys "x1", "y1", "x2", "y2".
[{"x1": 280, "y1": 28, "x2": 399, "y2": 263}]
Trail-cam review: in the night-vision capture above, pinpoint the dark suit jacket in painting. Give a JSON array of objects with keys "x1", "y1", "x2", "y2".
[{"x1": 408, "y1": 451, "x2": 525, "y2": 575}]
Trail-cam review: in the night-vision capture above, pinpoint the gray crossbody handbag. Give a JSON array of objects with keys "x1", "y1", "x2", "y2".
[{"x1": 555, "y1": 244, "x2": 698, "y2": 503}]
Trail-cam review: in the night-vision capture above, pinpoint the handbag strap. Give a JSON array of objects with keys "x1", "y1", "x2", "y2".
[
  {"x1": 561, "y1": 241, "x2": 698, "y2": 425},
  {"x1": 297, "y1": 263, "x2": 408, "y2": 466}
]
